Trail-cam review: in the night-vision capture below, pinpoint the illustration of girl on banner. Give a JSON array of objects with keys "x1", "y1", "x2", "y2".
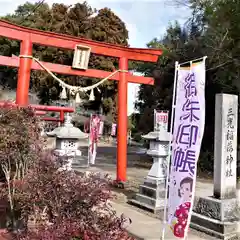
[{"x1": 170, "y1": 177, "x2": 193, "y2": 238}]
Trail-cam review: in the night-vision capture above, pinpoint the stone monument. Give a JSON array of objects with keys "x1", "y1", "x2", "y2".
[
  {"x1": 129, "y1": 111, "x2": 170, "y2": 213},
  {"x1": 191, "y1": 93, "x2": 239, "y2": 240},
  {"x1": 47, "y1": 114, "x2": 88, "y2": 170}
]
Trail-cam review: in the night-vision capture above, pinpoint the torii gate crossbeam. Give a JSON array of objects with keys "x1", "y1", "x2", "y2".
[{"x1": 0, "y1": 20, "x2": 162, "y2": 183}]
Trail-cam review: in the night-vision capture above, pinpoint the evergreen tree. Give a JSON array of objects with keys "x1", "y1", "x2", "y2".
[
  {"x1": 0, "y1": 2, "x2": 129, "y2": 119},
  {"x1": 135, "y1": 1, "x2": 240, "y2": 172}
]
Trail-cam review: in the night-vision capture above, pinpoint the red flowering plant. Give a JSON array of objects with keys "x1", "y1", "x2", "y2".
[
  {"x1": 14, "y1": 152, "x2": 134, "y2": 240},
  {"x1": 0, "y1": 103, "x2": 134, "y2": 239},
  {"x1": 0, "y1": 102, "x2": 42, "y2": 231}
]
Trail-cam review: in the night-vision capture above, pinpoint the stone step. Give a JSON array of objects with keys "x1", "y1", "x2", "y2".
[
  {"x1": 139, "y1": 184, "x2": 160, "y2": 199},
  {"x1": 143, "y1": 179, "x2": 165, "y2": 188},
  {"x1": 139, "y1": 184, "x2": 156, "y2": 192},
  {"x1": 128, "y1": 199, "x2": 156, "y2": 213},
  {"x1": 142, "y1": 181, "x2": 157, "y2": 188},
  {"x1": 139, "y1": 184, "x2": 166, "y2": 199},
  {"x1": 135, "y1": 193, "x2": 156, "y2": 207}
]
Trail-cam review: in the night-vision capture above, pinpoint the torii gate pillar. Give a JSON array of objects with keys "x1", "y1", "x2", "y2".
[
  {"x1": 117, "y1": 57, "x2": 128, "y2": 182},
  {"x1": 16, "y1": 39, "x2": 32, "y2": 105}
]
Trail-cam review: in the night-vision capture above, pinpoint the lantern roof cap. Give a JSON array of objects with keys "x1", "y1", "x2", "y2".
[
  {"x1": 142, "y1": 130, "x2": 170, "y2": 141},
  {"x1": 46, "y1": 114, "x2": 88, "y2": 139}
]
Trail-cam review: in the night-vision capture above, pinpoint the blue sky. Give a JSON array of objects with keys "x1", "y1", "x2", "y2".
[{"x1": 0, "y1": 0, "x2": 191, "y2": 115}]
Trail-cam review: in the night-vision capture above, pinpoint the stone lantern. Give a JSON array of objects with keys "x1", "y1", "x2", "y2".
[
  {"x1": 46, "y1": 114, "x2": 88, "y2": 171},
  {"x1": 130, "y1": 129, "x2": 170, "y2": 213}
]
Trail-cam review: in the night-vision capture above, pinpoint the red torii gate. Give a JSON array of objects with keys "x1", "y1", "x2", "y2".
[{"x1": 0, "y1": 20, "x2": 162, "y2": 183}]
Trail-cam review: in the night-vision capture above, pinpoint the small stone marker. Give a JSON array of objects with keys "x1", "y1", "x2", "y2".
[{"x1": 191, "y1": 94, "x2": 239, "y2": 240}]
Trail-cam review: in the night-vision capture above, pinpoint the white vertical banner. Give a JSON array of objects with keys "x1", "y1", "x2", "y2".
[
  {"x1": 154, "y1": 110, "x2": 169, "y2": 132},
  {"x1": 111, "y1": 123, "x2": 117, "y2": 136},
  {"x1": 98, "y1": 120, "x2": 104, "y2": 135},
  {"x1": 88, "y1": 114, "x2": 101, "y2": 165},
  {"x1": 165, "y1": 58, "x2": 206, "y2": 239}
]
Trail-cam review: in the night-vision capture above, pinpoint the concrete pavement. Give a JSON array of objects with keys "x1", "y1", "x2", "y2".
[
  {"x1": 112, "y1": 201, "x2": 216, "y2": 240},
  {"x1": 75, "y1": 146, "x2": 214, "y2": 240},
  {"x1": 76, "y1": 163, "x2": 214, "y2": 240}
]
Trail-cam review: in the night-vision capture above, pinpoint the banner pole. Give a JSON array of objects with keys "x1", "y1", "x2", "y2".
[
  {"x1": 183, "y1": 57, "x2": 207, "y2": 240},
  {"x1": 161, "y1": 61, "x2": 179, "y2": 240}
]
